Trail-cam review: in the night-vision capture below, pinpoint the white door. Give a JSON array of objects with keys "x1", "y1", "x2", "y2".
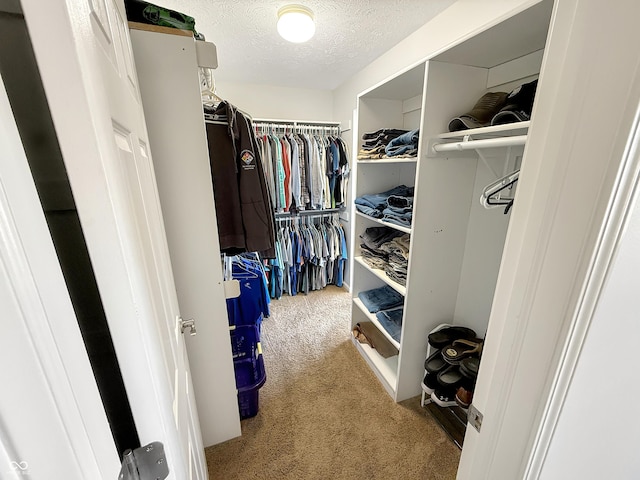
[
  {"x1": 19, "y1": 0, "x2": 207, "y2": 478},
  {"x1": 0, "y1": 70, "x2": 118, "y2": 480}
]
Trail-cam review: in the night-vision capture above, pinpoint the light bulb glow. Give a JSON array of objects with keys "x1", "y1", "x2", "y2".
[{"x1": 277, "y1": 5, "x2": 315, "y2": 43}]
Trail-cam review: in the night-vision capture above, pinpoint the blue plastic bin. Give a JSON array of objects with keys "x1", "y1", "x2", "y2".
[
  {"x1": 230, "y1": 324, "x2": 267, "y2": 419},
  {"x1": 230, "y1": 325, "x2": 260, "y2": 360},
  {"x1": 236, "y1": 354, "x2": 266, "y2": 419}
]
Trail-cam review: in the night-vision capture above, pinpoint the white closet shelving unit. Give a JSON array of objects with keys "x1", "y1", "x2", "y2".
[{"x1": 349, "y1": 0, "x2": 554, "y2": 410}]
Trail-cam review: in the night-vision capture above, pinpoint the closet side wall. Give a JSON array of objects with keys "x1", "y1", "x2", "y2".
[{"x1": 131, "y1": 30, "x2": 241, "y2": 447}]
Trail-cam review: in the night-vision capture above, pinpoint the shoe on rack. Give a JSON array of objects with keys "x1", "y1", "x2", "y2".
[
  {"x1": 436, "y1": 364, "x2": 464, "y2": 389},
  {"x1": 424, "y1": 349, "x2": 447, "y2": 374},
  {"x1": 421, "y1": 372, "x2": 440, "y2": 394},
  {"x1": 455, "y1": 386, "x2": 473, "y2": 409},
  {"x1": 431, "y1": 388, "x2": 458, "y2": 408},
  {"x1": 428, "y1": 326, "x2": 477, "y2": 349},
  {"x1": 441, "y1": 338, "x2": 483, "y2": 365},
  {"x1": 460, "y1": 356, "x2": 480, "y2": 380}
]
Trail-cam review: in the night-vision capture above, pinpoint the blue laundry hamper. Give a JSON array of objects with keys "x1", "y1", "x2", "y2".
[{"x1": 230, "y1": 325, "x2": 267, "y2": 419}]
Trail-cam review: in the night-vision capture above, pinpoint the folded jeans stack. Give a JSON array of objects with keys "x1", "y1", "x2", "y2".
[
  {"x1": 374, "y1": 306, "x2": 403, "y2": 343},
  {"x1": 360, "y1": 225, "x2": 401, "y2": 266},
  {"x1": 359, "y1": 128, "x2": 408, "y2": 159},
  {"x1": 358, "y1": 128, "x2": 420, "y2": 159},
  {"x1": 355, "y1": 185, "x2": 414, "y2": 227},
  {"x1": 359, "y1": 227, "x2": 410, "y2": 286},
  {"x1": 358, "y1": 285, "x2": 403, "y2": 312},
  {"x1": 384, "y1": 129, "x2": 419, "y2": 157},
  {"x1": 379, "y1": 233, "x2": 410, "y2": 285},
  {"x1": 357, "y1": 285, "x2": 405, "y2": 345}
]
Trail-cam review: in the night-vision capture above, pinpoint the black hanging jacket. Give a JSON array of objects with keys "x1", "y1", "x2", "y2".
[{"x1": 205, "y1": 101, "x2": 275, "y2": 258}]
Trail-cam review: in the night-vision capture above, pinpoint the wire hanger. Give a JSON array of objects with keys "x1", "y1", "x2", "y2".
[{"x1": 480, "y1": 169, "x2": 520, "y2": 213}]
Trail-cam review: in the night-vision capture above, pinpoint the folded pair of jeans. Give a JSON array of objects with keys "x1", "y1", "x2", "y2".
[
  {"x1": 362, "y1": 133, "x2": 402, "y2": 149},
  {"x1": 360, "y1": 226, "x2": 402, "y2": 251},
  {"x1": 355, "y1": 185, "x2": 414, "y2": 210},
  {"x1": 381, "y1": 234, "x2": 410, "y2": 255},
  {"x1": 362, "y1": 128, "x2": 409, "y2": 141},
  {"x1": 385, "y1": 129, "x2": 419, "y2": 157},
  {"x1": 387, "y1": 195, "x2": 413, "y2": 208},
  {"x1": 358, "y1": 285, "x2": 404, "y2": 313},
  {"x1": 355, "y1": 203, "x2": 383, "y2": 218},
  {"x1": 383, "y1": 216, "x2": 412, "y2": 228},
  {"x1": 383, "y1": 205, "x2": 413, "y2": 216},
  {"x1": 361, "y1": 254, "x2": 388, "y2": 270},
  {"x1": 382, "y1": 209, "x2": 413, "y2": 228},
  {"x1": 386, "y1": 270, "x2": 407, "y2": 286},
  {"x1": 375, "y1": 307, "x2": 403, "y2": 342}
]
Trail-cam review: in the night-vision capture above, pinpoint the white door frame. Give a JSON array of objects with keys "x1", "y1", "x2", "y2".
[{"x1": 458, "y1": 1, "x2": 640, "y2": 478}]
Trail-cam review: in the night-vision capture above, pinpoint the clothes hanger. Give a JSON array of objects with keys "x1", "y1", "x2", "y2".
[
  {"x1": 199, "y1": 67, "x2": 223, "y2": 106},
  {"x1": 480, "y1": 169, "x2": 519, "y2": 208},
  {"x1": 229, "y1": 255, "x2": 259, "y2": 279}
]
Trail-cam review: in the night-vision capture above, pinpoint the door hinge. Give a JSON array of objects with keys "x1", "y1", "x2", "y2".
[
  {"x1": 179, "y1": 316, "x2": 197, "y2": 336},
  {"x1": 468, "y1": 404, "x2": 483, "y2": 433},
  {"x1": 118, "y1": 442, "x2": 169, "y2": 480}
]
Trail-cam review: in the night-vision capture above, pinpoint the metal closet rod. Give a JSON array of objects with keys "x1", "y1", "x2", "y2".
[
  {"x1": 274, "y1": 207, "x2": 345, "y2": 219},
  {"x1": 253, "y1": 117, "x2": 340, "y2": 127},
  {"x1": 432, "y1": 134, "x2": 527, "y2": 153}
]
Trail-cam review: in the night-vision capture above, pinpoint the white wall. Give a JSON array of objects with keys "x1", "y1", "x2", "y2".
[
  {"x1": 539, "y1": 178, "x2": 640, "y2": 478},
  {"x1": 216, "y1": 81, "x2": 333, "y2": 121}
]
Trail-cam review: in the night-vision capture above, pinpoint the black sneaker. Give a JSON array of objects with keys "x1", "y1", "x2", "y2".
[
  {"x1": 431, "y1": 388, "x2": 458, "y2": 408},
  {"x1": 421, "y1": 372, "x2": 440, "y2": 394}
]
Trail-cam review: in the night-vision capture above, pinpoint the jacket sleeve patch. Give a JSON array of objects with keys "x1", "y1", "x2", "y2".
[{"x1": 240, "y1": 150, "x2": 256, "y2": 170}]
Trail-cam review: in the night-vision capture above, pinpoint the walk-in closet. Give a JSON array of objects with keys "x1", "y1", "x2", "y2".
[
  {"x1": 5, "y1": 0, "x2": 640, "y2": 479},
  {"x1": 131, "y1": 0, "x2": 554, "y2": 473}
]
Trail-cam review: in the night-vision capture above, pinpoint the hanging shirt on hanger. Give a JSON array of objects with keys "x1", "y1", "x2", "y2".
[
  {"x1": 205, "y1": 101, "x2": 275, "y2": 257},
  {"x1": 288, "y1": 134, "x2": 302, "y2": 210}
]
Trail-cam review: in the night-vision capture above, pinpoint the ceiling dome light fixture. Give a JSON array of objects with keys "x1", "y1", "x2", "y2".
[{"x1": 277, "y1": 4, "x2": 316, "y2": 43}]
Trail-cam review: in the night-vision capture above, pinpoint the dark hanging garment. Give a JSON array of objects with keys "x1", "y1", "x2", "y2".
[{"x1": 205, "y1": 101, "x2": 276, "y2": 258}]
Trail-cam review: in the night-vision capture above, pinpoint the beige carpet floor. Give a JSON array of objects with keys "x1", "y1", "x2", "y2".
[{"x1": 205, "y1": 285, "x2": 461, "y2": 479}]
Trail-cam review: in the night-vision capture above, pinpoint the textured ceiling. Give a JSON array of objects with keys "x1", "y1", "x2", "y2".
[{"x1": 154, "y1": 0, "x2": 457, "y2": 90}]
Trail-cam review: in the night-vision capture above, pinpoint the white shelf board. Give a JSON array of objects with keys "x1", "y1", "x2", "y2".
[
  {"x1": 355, "y1": 211, "x2": 412, "y2": 234},
  {"x1": 357, "y1": 157, "x2": 418, "y2": 165},
  {"x1": 438, "y1": 121, "x2": 530, "y2": 140},
  {"x1": 354, "y1": 256, "x2": 407, "y2": 296},
  {"x1": 360, "y1": 62, "x2": 425, "y2": 100},
  {"x1": 353, "y1": 297, "x2": 401, "y2": 349},
  {"x1": 350, "y1": 336, "x2": 398, "y2": 395}
]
